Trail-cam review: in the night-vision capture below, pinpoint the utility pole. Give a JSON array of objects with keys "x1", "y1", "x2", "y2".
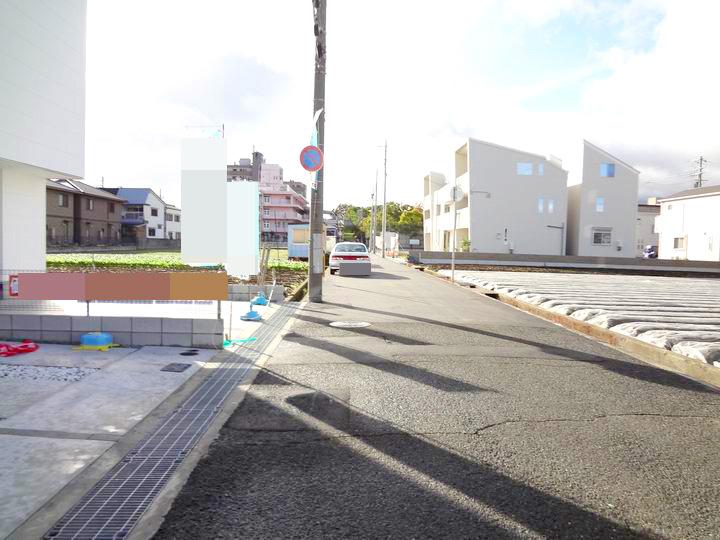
[
  {"x1": 381, "y1": 140, "x2": 387, "y2": 258},
  {"x1": 308, "y1": 0, "x2": 326, "y2": 302},
  {"x1": 371, "y1": 169, "x2": 378, "y2": 253},
  {"x1": 693, "y1": 156, "x2": 709, "y2": 188}
]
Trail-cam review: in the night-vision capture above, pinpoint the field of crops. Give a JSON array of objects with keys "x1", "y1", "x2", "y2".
[{"x1": 46, "y1": 250, "x2": 308, "y2": 272}]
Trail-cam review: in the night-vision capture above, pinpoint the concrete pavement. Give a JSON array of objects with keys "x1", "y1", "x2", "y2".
[{"x1": 155, "y1": 256, "x2": 720, "y2": 539}]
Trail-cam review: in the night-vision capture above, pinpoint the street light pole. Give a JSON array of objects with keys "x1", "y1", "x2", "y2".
[
  {"x1": 381, "y1": 140, "x2": 387, "y2": 258},
  {"x1": 308, "y1": 0, "x2": 326, "y2": 302}
]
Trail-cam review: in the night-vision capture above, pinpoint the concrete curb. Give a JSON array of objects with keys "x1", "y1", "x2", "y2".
[
  {"x1": 417, "y1": 265, "x2": 720, "y2": 391},
  {"x1": 128, "y1": 303, "x2": 303, "y2": 540}
]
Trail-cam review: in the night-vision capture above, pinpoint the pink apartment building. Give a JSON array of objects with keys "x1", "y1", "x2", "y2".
[{"x1": 259, "y1": 164, "x2": 309, "y2": 242}]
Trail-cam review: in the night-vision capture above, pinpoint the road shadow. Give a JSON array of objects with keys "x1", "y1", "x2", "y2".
[
  {"x1": 286, "y1": 391, "x2": 649, "y2": 539},
  {"x1": 284, "y1": 333, "x2": 495, "y2": 393},
  {"x1": 155, "y1": 394, "x2": 521, "y2": 539},
  {"x1": 320, "y1": 302, "x2": 717, "y2": 394}
]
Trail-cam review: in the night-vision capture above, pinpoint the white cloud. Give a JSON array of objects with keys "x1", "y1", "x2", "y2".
[{"x1": 84, "y1": 0, "x2": 720, "y2": 209}]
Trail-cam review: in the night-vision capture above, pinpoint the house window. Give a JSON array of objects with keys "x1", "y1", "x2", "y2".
[
  {"x1": 435, "y1": 204, "x2": 441, "y2": 216},
  {"x1": 176, "y1": 232, "x2": 181, "y2": 240},
  {"x1": 108, "y1": 203, "x2": 115, "y2": 213},
  {"x1": 175, "y1": 215, "x2": 180, "y2": 222},
  {"x1": 264, "y1": 221, "x2": 270, "y2": 230},
  {"x1": 424, "y1": 209, "x2": 430, "y2": 219},
  {"x1": 516, "y1": 162, "x2": 533, "y2": 175},
  {"x1": 600, "y1": 163, "x2": 615, "y2": 177},
  {"x1": 538, "y1": 163, "x2": 544, "y2": 176},
  {"x1": 674, "y1": 237, "x2": 686, "y2": 249},
  {"x1": 596, "y1": 197, "x2": 605, "y2": 212},
  {"x1": 592, "y1": 228, "x2": 612, "y2": 245},
  {"x1": 548, "y1": 199, "x2": 555, "y2": 214},
  {"x1": 148, "y1": 228, "x2": 156, "y2": 237},
  {"x1": 264, "y1": 196, "x2": 270, "y2": 203},
  {"x1": 537, "y1": 198, "x2": 544, "y2": 213},
  {"x1": 50, "y1": 227, "x2": 56, "y2": 239},
  {"x1": 444, "y1": 204, "x2": 451, "y2": 213},
  {"x1": 263, "y1": 209, "x2": 270, "y2": 216},
  {"x1": 168, "y1": 232, "x2": 173, "y2": 240},
  {"x1": 58, "y1": 193, "x2": 69, "y2": 207},
  {"x1": 151, "y1": 208, "x2": 158, "y2": 217},
  {"x1": 86, "y1": 198, "x2": 94, "y2": 211}
]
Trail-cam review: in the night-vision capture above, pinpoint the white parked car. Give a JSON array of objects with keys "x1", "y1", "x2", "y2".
[{"x1": 329, "y1": 242, "x2": 370, "y2": 275}]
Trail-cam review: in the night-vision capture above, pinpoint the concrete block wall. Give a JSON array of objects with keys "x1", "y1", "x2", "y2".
[
  {"x1": 0, "y1": 315, "x2": 223, "y2": 349},
  {"x1": 228, "y1": 284, "x2": 285, "y2": 302}
]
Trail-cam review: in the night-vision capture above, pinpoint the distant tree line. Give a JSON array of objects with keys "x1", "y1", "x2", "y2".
[{"x1": 333, "y1": 203, "x2": 423, "y2": 241}]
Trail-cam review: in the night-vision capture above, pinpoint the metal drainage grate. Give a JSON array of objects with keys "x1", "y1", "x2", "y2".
[{"x1": 45, "y1": 302, "x2": 299, "y2": 540}]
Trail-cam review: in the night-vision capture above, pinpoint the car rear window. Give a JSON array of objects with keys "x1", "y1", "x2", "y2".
[{"x1": 334, "y1": 243, "x2": 367, "y2": 253}]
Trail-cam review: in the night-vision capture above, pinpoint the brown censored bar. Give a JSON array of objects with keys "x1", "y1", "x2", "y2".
[{"x1": 16, "y1": 272, "x2": 228, "y2": 301}]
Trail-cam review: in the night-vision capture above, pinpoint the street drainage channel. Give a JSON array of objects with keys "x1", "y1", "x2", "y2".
[{"x1": 44, "y1": 302, "x2": 299, "y2": 540}]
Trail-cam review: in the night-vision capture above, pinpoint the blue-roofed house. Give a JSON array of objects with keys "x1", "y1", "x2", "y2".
[{"x1": 100, "y1": 187, "x2": 180, "y2": 243}]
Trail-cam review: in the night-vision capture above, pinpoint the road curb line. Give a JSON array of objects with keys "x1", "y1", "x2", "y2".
[
  {"x1": 416, "y1": 266, "x2": 720, "y2": 391},
  {"x1": 128, "y1": 302, "x2": 304, "y2": 540}
]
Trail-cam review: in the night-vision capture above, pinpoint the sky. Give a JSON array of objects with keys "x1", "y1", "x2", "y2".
[{"x1": 84, "y1": 0, "x2": 720, "y2": 208}]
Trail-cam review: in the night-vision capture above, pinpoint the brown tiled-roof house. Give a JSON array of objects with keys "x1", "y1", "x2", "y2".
[{"x1": 46, "y1": 179, "x2": 126, "y2": 246}]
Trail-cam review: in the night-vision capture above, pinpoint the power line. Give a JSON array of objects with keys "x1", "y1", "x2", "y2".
[{"x1": 692, "y1": 156, "x2": 709, "y2": 188}]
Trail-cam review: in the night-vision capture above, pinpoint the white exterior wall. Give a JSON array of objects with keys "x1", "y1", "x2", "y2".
[
  {"x1": 0, "y1": 168, "x2": 47, "y2": 274},
  {"x1": 567, "y1": 141, "x2": 639, "y2": 256},
  {"x1": 165, "y1": 210, "x2": 181, "y2": 239},
  {"x1": 463, "y1": 139, "x2": 568, "y2": 255},
  {"x1": 260, "y1": 164, "x2": 283, "y2": 189},
  {"x1": 143, "y1": 192, "x2": 166, "y2": 238},
  {"x1": 181, "y1": 138, "x2": 227, "y2": 264},
  {"x1": 226, "y1": 182, "x2": 259, "y2": 276},
  {"x1": 635, "y1": 205, "x2": 660, "y2": 256},
  {"x1": 0, "y1": 0, "x2": 86, "y2": 275},
  {"x1": 422, "y1": 172, "x2": 446, "y2": 251},
  {"x1": 0, "y1": 0, "x2": 86, "y2": 178},
  {"x1": 656, "y1": 196, "x2": 720, "y2": 261}
]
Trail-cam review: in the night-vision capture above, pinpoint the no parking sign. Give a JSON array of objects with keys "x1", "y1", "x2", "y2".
[{"x1": 300, "y1": 145, "x2": 324, "y2": 172}]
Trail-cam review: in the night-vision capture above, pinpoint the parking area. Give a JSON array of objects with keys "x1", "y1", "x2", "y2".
[{"x1": 442, "y1": 270, "x2": 720, "y2": 366}]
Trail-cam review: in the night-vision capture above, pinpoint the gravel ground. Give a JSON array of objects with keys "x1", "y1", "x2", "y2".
[
  {"x1": 0, "y1": 364, "x2": 98, "y2": 382},
  {"x1": 442, "y1": 270, "x2": 720, "y2": 365}
]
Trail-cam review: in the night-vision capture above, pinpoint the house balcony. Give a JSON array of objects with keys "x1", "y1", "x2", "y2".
[{"x1": 121, "y1": 212, "x2": 145, "y2": 225}]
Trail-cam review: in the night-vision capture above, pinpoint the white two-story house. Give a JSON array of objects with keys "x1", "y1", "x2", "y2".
[
  {"x1": 655, "y1": 185, "x2": 720, "y2": 261},
  {"x1": 566, "y1": 141, "x2": 639, "y2": 257},
  {"x1": 423, "y1": 139, "x2": 568, "y2": 255}
]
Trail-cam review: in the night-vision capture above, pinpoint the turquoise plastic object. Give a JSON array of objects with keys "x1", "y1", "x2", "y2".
[
  {"x1": 223, "y1": 337, "x2": 258, "y2": 348},
  {"x1": 240, "y1": 309, "x2": 262, "y2": 321},
  {"x1": 251, "y1": 291, "x2": 268, "y2": 306},
  {"x1": 80, "y1": 332, "x2": 113, "y2": 347}
]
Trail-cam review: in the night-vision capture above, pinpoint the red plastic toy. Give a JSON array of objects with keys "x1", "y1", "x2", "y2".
[{"x1": 0, "y1": 340, "x2": 39, "y2": 357}]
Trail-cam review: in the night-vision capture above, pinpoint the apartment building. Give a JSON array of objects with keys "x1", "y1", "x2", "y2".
[
  {"x1": 655, "y1": 185, "x2": 720, "y2": 261},
  {"x1": 0, "y1": 0, "x2": 86, "y2": 273},
  {"x1": 46, "y1": 180, "x2": 124, "y2": 245},
  {"x1": 228, "y1": 151, "x2": 309, "y2": 242},
  {"x1": 260, "y1": 169, "x2": 309, "y2": 242},
  {"x1": 566, "y1": 141, "x2": 639, "y2": 256},
  {"x1": 424, "y1": 139, "x2": 568, "y2": 255},
  {"x1": 636, "y1": 198, "x2": 660, "y2": 256}
]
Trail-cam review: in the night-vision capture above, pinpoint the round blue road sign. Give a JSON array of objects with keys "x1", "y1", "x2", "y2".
[{"x1": 300, "y1": 145, "x2": 324, "y2": 172}]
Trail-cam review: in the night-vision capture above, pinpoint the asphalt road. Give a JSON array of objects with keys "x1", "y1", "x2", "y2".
[{"x1": 155, "y1": 257, "x2": 720, "y2": 539}]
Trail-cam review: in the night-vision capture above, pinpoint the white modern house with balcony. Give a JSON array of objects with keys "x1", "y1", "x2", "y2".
[
  {"x1": 423, "y1": 139, "x2": 568, "y2": 255},
  {"x1": 566, "y1": 141, "x2": 639, "y2": 256},
  {"x1": 0, "y1": 0, "x2": 87, "y2": 274},
  {"x1": 655, "y1": 185, "x2": 720, "y2": 261}
]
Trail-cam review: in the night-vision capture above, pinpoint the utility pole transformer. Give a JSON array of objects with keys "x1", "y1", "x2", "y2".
[
  {"x1": 309, "y1": 0, "x2": 326, "y2": 302},
  {"x1": 693, "y1": 156, "x2": 708, "y2": 188}
]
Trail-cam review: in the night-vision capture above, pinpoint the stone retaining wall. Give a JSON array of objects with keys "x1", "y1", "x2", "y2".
[{"x1": 0, "y1": 315, "x2": 223, "y2": 348}]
